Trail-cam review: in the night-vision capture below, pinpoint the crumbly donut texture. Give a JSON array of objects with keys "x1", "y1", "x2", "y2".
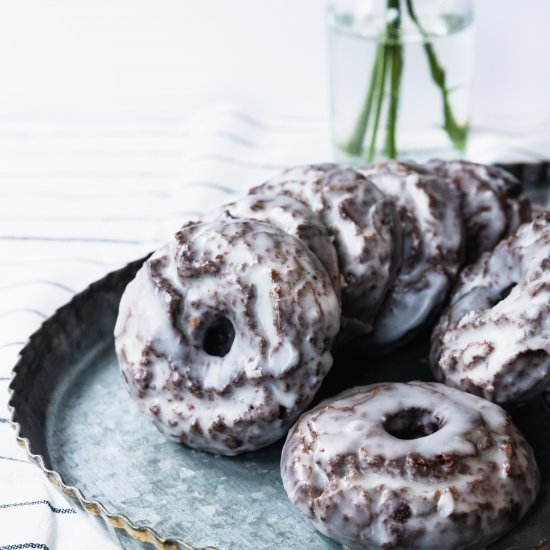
[
  {"x1": 281, "y1": 382, "x2": 539, "y2": 550},
  {"x1": 204, "y1": 193, "x2": 342, "y2": 299},
  {"x1": 427, "y1": 159, "x2": 531, "y2": 262},
  {"x1": 357, "y1": 161, "x2": 463, "y2": 349},
  {"x1": 250, "y1": 163, "x2": 401, "y2": 333},
  {"x1": 430, "y1": 213, "x2": 550, "y2": 405},
  {"x1": 115, "y1": 218, "x2": 340, "y2": 455},
  {"x1": 250, "y1": 163, "x2": 335, "y2": 213}
]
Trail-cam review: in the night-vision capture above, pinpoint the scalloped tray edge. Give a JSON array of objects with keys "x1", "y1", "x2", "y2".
[{"x1": 7, "y1": 256, "x2": 215, "y2": 550}]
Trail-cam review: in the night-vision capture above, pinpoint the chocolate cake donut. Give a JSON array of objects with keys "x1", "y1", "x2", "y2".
[
  {"x1": 281, "y1": 382, "x2": 539, "y2": 549},
  {"x1": 114, "y1": 218, "x2": 341, "y2": 455},
  {"x1": 430, "y1": 213, "x2": 550, "y2": 405},
  {"x1": 204, "y1": 194, "x2": 342, "y2": 298},
  {"x1": 357, "y1": 161, "x2": 463, "y2": 350},
  {"x1": 427, "y1": 159, "x2": 531, "y2": 262},
  {"x1": 250, "y1": 163, "x2": 401, "y2": 333}
]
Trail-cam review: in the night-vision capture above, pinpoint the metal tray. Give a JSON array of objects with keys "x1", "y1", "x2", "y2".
[{"x1": 8, "y1": 255, "x2": 550, "y2": 549}]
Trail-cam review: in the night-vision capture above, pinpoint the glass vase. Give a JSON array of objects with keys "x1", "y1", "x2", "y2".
[{"x1": 327, "y1": 0, "x2": 474, "y2": 164}]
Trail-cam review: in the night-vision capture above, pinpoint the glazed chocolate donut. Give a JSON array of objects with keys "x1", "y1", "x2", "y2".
[
  {"x1": 281, "y1": 382, "x2": 539, "y2": 550},
  {"x1": 203, "y1": 194, "x2": 342, "y2": 298},
  {"x1": 357, "y1": 161, "x2": 463, "y2": 350},
  {"x1": 251, "y1": 164, "x2": 335, "y2": 213},
  {"x1": 431, "y1": 213, "x2": 550, "y2": 405},
  {"x1": 427, "y1": 159, "x2": 531, "y2": 262},
  {"x1": 250, "y1": 163, "x2": 401, "y2": 333},
  {"x1": 114, "y1": 218, "x2": 340, "y2": 455}
]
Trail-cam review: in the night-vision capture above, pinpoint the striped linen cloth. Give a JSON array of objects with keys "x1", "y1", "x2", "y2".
[
  {"x1": 0, "y1": 105, "x2": 331, "y2": 549},
  {"x1": 0, "y1": 104, "x2": 548, "y2": 549}
]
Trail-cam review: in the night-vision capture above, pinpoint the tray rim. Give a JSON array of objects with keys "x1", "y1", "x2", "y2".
[
  {"x1": 5, "y1": 162, "x2": 550, "y2": 549},
  {"x1": 6, "y1": 252, "x2": 550, "y2": 550},
  {"x1": 7, "y1": 256, "x2": 215, "y2": 550}
]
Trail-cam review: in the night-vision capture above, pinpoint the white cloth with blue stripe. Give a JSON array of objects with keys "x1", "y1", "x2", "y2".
[
  {"x1": 0, "y1": 104, "x2": 547, "y2": 549},
  {"x1": 0, "y1": 105, "x2": 332, "y2": 549}
]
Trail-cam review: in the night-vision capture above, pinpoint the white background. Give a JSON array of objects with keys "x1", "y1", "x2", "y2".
[
  {"x1": 0, "y1": 2, "x2": 548, "y2": 546},
  {"x1": 0, "y1": 0, "x2": 549, "y2": 122}
]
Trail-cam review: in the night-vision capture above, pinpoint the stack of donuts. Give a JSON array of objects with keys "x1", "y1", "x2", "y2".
[{"x1": 115, "y1": 159, "x2": 549, "y2": 549}]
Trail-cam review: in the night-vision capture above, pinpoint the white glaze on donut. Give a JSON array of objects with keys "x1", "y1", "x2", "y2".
[
  {"x1": 203, "y1": 194, "x2": 342, "y2": 299},
  {"x1": 281, "y1": 382, "x2": 539, "y2": 549},
  {"x1": 427, "y1": 160, "x2": 531, "y2": 262},
  {"x1": 431, "y1": 213, "x2": 550, "y2": 405},
  {"x1": 115, "y1": 218, "x2": 340, "y2": 455},
  {"x1": 250, "y1": 163, "x2": 401, "y2": 333},
  {"x1": 357, "y1": 161, "x2": 463, "y2": 350}
]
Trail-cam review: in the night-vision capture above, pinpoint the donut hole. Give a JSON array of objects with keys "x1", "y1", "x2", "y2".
[
  {"x1": 203, "y1": 317, "x2": 235, "y2": 357},
  {"x1": 496, "y1": 282, "x2": 517, "y2": 304},
  {"x1": 383, "y1": 408, "x2": 441, "y2": 440}
]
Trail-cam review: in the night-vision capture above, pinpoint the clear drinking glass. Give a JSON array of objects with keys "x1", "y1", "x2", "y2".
[{"x1": 327, "y1": 0, "x2": 474, "y2": 164}]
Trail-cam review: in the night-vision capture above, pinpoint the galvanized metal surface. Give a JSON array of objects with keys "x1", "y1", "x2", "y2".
[{"x1": 8, "y1": 255, "x2": 550, "y2": 550}]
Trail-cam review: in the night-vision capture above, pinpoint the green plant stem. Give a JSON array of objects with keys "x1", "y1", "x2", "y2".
[
  {"x1": 343, "y1": 43, "x2": 385, "y2": 156},
  {"x1": 343, "y1": 0, "x2": 468, "y2": 161},
  {"x1": 366, "y1": 0, "x2": 404, "y2": 161},
  {"x1": 344, "y1": 0, "x2": 403, "y2": 161},
  {"x1": 405, "y1": 0, "x2": 468, "y2": 150},
  {"x1": 384, "y1": 1, "x2": 404, "y2": 159},
  {"x1": 365, "y1": 41, "x2": 389, "y2": 162},
  {"x1": 384, "y1": 42, "x2": 404, "y2": 158}
]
